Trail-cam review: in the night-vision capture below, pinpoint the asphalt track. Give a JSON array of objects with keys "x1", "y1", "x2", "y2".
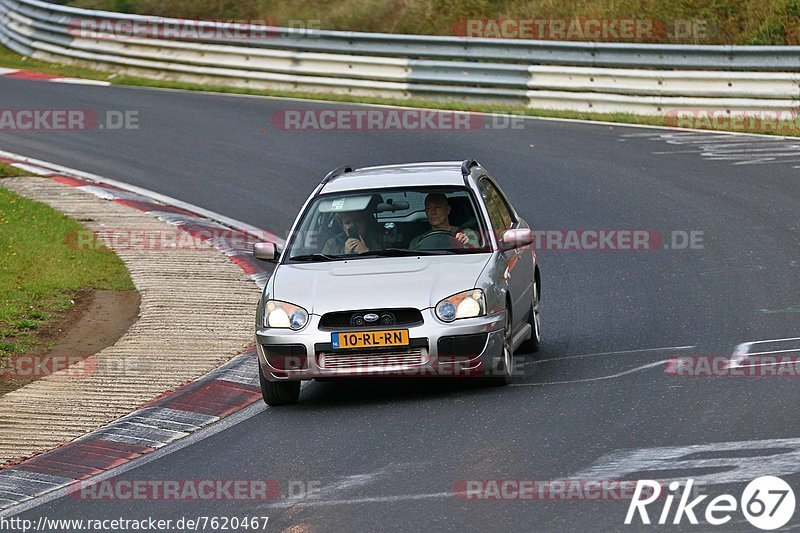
[{"x1": 2, "y1": 77, "x2": 800, "y2": 531}]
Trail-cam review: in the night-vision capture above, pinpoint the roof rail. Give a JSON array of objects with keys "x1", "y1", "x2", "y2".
[
  {"x1": 321, "y1": 165, "x2": 355, "y2": 185},
  {"x1": 461, "y1": 158, "x2": 479, "y2": 177}
]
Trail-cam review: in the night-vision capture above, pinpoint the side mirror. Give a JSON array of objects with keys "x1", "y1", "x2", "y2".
[
  {"x1": 500, "y1": 228, "x2": 534, "y2": 250},
  {"x1": 253, "y1": 242, "x2": 279, "y2": 262}
]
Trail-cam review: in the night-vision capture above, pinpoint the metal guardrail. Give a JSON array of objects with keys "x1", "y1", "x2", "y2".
[{"x1": 1, "y1": 0, "x2": 799, "y2": 114}]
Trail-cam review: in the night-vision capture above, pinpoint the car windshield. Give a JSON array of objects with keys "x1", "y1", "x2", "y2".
[{"x1": 284, "y1": 187, "x2": 491, "y2": 262}]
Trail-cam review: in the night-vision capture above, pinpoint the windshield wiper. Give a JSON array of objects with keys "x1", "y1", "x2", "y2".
[
  {"x1": 288, "y1": 253, "x2": 339, "y2": 262},
  {"x1": 365, "y1": 248, "x2": 454, "y2": 257},
  {"x1": 449, "y1": 247, "x2": 492, "y2": 254}
]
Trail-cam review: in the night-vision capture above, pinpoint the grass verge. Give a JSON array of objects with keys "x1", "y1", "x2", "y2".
[
  {"x1": 0, "y1": 187, "x2": 135, "y2": 359},
  {"x1": 67, "y1": 0, "x2": 800, "y2": 46},
  {"x1": 2, "y1": 45, "x2": 795, "y2": 137},
  {"x1": 0, "y1": 164, "x2": 27, "y2": 178}
]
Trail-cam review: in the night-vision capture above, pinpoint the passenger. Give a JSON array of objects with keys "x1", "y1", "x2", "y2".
[{"x1": 322, "y1": 210, "x2": 383, "y2": 255}]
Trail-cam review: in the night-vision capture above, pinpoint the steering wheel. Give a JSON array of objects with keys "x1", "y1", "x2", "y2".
[{"x1": 412, "y1": 230, "x2": 465, "y2": 251}]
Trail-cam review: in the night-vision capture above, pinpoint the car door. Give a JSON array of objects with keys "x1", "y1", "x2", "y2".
[{"x1": 478, "y1": 177, "x2": 533, "y2": 334}]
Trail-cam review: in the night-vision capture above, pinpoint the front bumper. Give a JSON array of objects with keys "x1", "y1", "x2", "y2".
[{"x1": 256, "y1": 308, "x2": 505, "y2": 381}]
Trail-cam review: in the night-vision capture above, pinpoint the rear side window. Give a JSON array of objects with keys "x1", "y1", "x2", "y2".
[{"x1": 479, "y1": 178, "x2": 514, "y2": 241}]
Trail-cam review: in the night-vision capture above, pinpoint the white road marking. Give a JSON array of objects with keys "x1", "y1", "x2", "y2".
[
  {"x1": 254, "y1": 433, "x2": 800, "y2": 509},
  {"x1": 624, "y1": 132, "x2": 800, "y2": 169},
  {"x1": 50, "y1": 78, "x2": 111, "y2": 87},
  {"x1": 699, "y1": 266, "x2": 764, "y2": 275},
  {"x1": 729, "y1": 337, "x2": 800, "y2": 368},
  {"x1": 738, "y1": 348, "x2": 800, "y2": 356},
  {"x1": 512, "y1": 360, "x2": 668, "y2": 387},
  {"x1": 534, "y1": 345, "x2": 695, "y2": 364},
  {"x1": 734, "y1": 360, "x2": 800, "y2": 369},
  {"x1": 263, "y1": 491, "x2": 456, "y2": 508},
  {"x1": 10, "y1": 163, "x2": 52, "y2": 175},
  {"x1": 746, "y1": 336, "x2": 800, "y2": 345},
  {"x1": 265, "y1": 466, "x2": 412, "y2": 509},
  {"x1": 571, "y1": 436, "x2": 800, "y2": 486}
]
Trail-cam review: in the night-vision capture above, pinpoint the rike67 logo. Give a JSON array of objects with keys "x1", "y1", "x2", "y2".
[{"x1": 626, "y1": 476, "x2": 795, "y2": 530}]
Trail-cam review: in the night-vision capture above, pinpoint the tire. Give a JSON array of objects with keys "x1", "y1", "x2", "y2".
[
  {"x1": 519, "y1": 281, "x2": 541, "y2": 354},
  {"x1": 486, "y1": 307, "x2": 514, "y2": 386},
  {"x1": 259, "y1": 369, "x2": 300, "y2": 406}
]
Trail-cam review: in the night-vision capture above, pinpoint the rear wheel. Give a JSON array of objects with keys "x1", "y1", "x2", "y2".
[{"x1": 259, "y1": 369, "x2": 300, "y2": 406}]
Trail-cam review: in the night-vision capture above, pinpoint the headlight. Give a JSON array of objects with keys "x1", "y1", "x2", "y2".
[
  {"x1": 264, "y1": 300, "x2": 309, "y2": 330},
  {"x1": 435, "y1": 289, "x2": 486, "y2": 322}
]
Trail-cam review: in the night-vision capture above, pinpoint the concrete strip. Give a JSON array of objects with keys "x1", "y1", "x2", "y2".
[
  {"x1": 0, "y1": 492, "x2": 29, "y2": 503},
  {"x1": 0, "y1": 470, "x2": 72, "y2": 487},
  {"x1": 0, "y1": 479, "x2": 59, "y2": 495},
  {"x1": 0, "y1": 177, "x2": 261, "y2": 464},
  {"x1": 49, "y1": 77, "x2": 111, "y2": 86},
  {"x1": 0, "y1": 498, "x2": 23, "y2": 509},
  {"x1": 87, "y1": 431, "x2": 172, "y2": 448},
  {"x1": 122, "y1": 417, "x2": 201, "y2": 433},
  {"x1": 131, "y1": 407, "x2": 218, "y2": 427}
]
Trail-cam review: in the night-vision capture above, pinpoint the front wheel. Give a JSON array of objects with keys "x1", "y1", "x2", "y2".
[
  {"x1": 519, "y1": 282, "x2": 541, "y2": 354},
  {"x1": 259, "y1": 369, "x2": 300, "y2": 406},
  {"x1": 486, "y1": 307, "x2": 514, "y2": 386}
]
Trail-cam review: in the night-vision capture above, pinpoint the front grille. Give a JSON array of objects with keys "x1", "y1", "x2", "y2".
[
  {"x1": 319, "y1": 308, "x2": 423, "y2": 329},
  {"x1": 318, "y1": 348, "x2": 428, "y2": 370}
]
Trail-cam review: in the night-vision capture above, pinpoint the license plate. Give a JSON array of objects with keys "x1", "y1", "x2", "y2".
[{"x1": 331, "y1": 330, "x2": 409, "y2": 349}]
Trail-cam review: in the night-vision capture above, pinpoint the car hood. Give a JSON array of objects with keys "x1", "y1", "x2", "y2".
[{"x1": 272, "y1": 254, "x2": 491, "y2": 314}]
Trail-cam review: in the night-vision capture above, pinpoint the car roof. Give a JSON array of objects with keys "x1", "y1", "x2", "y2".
[{"x1": 318, "y1": 161, "x2": 470, "y2": 194}]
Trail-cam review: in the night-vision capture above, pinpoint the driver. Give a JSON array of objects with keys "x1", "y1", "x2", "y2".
[
  {"x1": 322, "y1": 210, "x2": 383, "y2": 255},
  {"x1": 409, "y1": 193, "x2": 479, "y2": 249}
]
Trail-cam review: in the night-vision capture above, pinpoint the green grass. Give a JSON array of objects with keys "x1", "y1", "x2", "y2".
[
  {"x1": 0, "y1": 164, "x2": 26, "y2": 178},
  {"x1": 68, "y1": 0, "x2": 800, "y2": 45},
  {"x1": 0, "y1": 189, "x2": 135, "y2": 358},
  {"x1": 0, "y1": 46, "x2": 119, "y2": 83}
]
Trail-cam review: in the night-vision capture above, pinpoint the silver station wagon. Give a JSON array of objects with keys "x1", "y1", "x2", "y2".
[{"x1": 253, "y1": 159, "x2": 541, "y2": 405}]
